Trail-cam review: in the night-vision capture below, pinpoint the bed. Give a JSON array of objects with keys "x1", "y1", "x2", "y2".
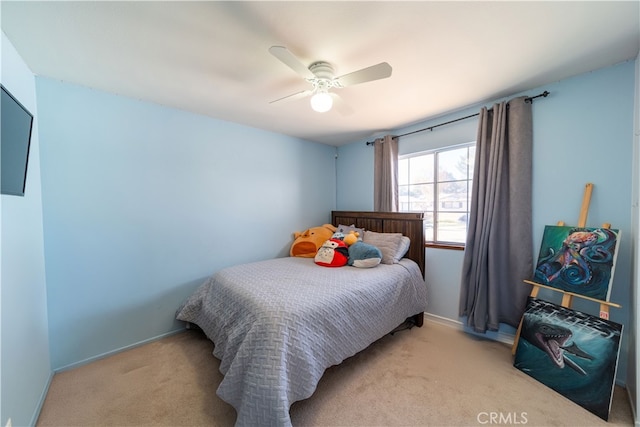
[{"x1": 176, "y1": 211, "x2": 427, "y2": 426}]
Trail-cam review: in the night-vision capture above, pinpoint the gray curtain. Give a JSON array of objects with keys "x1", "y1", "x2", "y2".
[
  {"x1": 459, "y1": 96, "x2": 534, "y2": 333},
  {"x1": 373, "y1": 135, "x2": 398, "y2": 211}
]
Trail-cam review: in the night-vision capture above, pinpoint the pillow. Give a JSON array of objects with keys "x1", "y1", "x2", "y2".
[
  {"x1": 396, "y1": 236, "x2": 411, "y2": 263},
  {"x1": 336, "y1": 224, "x2": 364, "y2": 241},
  {"x1": 348, "y1": 241, "x2": 382, "y2": 268},
  {"x1": 362, "y1": 231, "x2": 410, "y2": 264}
]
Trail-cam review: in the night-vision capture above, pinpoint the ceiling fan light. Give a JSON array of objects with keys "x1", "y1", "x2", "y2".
[{"x1": 310, "y1": 92, "x2": 333, "y2": 113}]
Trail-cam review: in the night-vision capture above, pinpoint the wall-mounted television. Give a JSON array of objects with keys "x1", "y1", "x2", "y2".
[{"x1": 1, "y1": 84, "x2": 33, "y2": 196}]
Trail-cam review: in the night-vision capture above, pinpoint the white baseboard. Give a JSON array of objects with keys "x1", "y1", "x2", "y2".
[
  {"x1": 424, "y1": 312, "x2": 463, "y2": 329},
  {"x1": 424, "y1": 312, "x2": 516, "y2": 346},
  {"x1": 54, "y1": 328, "x2": 186, "y2": 373},
  {"x1": 30, "y1": 371, "x2": 53, "y2": 426}
]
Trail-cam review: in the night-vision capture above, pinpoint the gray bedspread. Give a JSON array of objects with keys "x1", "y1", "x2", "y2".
[{"x1": 175, "y1": 256, "x2": 427, "y2": 426}]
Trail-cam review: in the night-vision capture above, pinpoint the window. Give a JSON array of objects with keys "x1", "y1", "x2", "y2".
[{"x1": 398, "y1": 143, "x2": 475, "y2": 246}]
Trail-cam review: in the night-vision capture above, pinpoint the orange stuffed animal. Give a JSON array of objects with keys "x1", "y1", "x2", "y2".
[{"x1": 290, "y1": 224, "x2": 337, "y2": 258}]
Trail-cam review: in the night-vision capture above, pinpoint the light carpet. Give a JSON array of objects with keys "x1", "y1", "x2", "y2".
[{"x1": 36, "y1": 320, "x2": 634, "y2": 426}]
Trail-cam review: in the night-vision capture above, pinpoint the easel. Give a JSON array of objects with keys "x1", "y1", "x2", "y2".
[{"x1": 511, "y1": 183, "x2": 622, "y2": 354}]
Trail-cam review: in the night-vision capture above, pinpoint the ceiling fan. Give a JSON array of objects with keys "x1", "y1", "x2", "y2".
[{"x1": 268, "y1": 46, "x2": 392, "y2": 114}]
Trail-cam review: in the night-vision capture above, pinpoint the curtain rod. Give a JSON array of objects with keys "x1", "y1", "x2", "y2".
[{"x1": 366, "y1": 90, "x2": 549, "y2": 145}]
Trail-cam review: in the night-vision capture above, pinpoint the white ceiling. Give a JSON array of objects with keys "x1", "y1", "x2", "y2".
[{"x1": 2, "y1": 1, "x2": 639, "y2": 146}]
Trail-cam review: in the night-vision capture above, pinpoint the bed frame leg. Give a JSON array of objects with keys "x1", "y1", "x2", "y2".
[
  {"x1": 413, "y1": 312, "x2": 424, "y2": 327},
  {"x1": 390, "y1": 312, "x2": 424, "y2": 335}
]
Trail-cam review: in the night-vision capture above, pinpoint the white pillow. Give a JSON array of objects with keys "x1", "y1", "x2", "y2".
[
  {"x1": 396, "y1": 236, "x2": 411, "y2": 263},
  {"x1": 362, "y1": 231, "x2": 410, "y2": 264}
]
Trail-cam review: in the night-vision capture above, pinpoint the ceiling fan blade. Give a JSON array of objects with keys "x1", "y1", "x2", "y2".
[
  {"x1": 330, "y1": 93, "x2": 354, "y2": 116},
  {"x1": 269, "y1": 89, "x2": 313, "y2": 104},
  {"x1": 335, "y1": 62, "x2": 392, "y2": 87},
  {"x1": 269, "y1": 46, "x2": 316, "y2": 80}
]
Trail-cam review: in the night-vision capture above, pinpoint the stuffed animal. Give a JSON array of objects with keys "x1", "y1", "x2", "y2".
[
  {"x1": 331, "y1": 230, "x2": 359, "y2": 245},
  {"x1": 343, "y1": 231, "x2": 360, "y2": 246},
  {"x1": 314, "y1": 238, "x2": 349, "y2": 267},
  {"x1": 348, "y1": 241, "x2": 382, "y2": 268},
  {"x1": 290, "y1": 224, "x2": 337, "y2": 258},
  {"x1": 331, "y1": 231, "x2": 345, "y2": 241}
]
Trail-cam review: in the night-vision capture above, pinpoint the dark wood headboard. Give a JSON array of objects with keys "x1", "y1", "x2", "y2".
[{"x1": 331, "y1": 211, "x2": 425, "y2": 277}]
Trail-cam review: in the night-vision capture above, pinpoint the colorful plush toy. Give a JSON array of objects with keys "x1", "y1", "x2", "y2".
[
  {"x1": 290, "y1": 224, "x2": 337, "y2": 258},
  {"x1": 314, "y1": 238, "x2": 349, "y2": 267},
  {"x1": 343, "y1": 231, "x2": 360, "y2": 246},
  {"x1": 332, "y1": 231, "x2": 345, "y2": 241},
  {"x1": 348, "y1": 241, "x2": 382, "y2": 268},
  {"x1": 331, "y1": 230, "x2": 359, "y2": 245}
]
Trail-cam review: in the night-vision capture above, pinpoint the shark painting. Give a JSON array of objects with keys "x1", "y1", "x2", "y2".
[
  {"x1": 514, "y1": 297, "x2": 622, "y2": 421},
  {"x1": 520, "y1": 320, "x2": 594, "y2": 376}
]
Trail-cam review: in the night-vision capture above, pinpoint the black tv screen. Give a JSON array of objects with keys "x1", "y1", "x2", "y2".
[{"x1": 1, "y1": 84, "x2": 33, "y2": 196}]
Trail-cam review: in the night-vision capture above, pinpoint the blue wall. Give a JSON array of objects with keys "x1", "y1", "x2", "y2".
[
  {"x1": 1, "y1": 33, "x2": 51, "y2": 427},
  {"x1": 35, "y1": 78, "x2": 337, "y2": 370},
  {"x1": 337, "y1": 59, "x2": 637, "y2": 385}
]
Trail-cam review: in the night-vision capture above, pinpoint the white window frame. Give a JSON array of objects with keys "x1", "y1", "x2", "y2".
[{"x1": 398, "y1": 142, "x2": 475, "y2": 247}]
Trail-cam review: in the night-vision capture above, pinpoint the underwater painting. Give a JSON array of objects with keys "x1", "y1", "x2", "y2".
[
  {"x1": 534, "y1": 225, "x2": 620, "y2": 301},
  {"x1": 514, "y1": 297, "x2": 623, "y2": 421}
]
